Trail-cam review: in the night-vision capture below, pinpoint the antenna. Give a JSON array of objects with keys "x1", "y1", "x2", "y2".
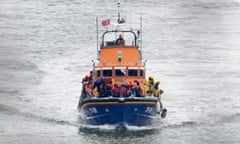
[
  {"x1": 96, "y1": 17, "x2": 99, "y2": 60},
  {"x1": 117, "y1": 1, "x2": 120, "y2": 23}
]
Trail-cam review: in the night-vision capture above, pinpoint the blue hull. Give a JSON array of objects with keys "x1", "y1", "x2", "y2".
[{"x1": 78, "y1": 97, "x2": 159, "y2": 127}]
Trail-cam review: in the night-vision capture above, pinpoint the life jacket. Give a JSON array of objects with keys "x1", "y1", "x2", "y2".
[
  {"x1": 145, "y1": 79, "x2": 154, "y2": 94},
  {"x1": 106, "y1": 83, "x2": 113, "y2": 90},
  {"x1": 93, "y1": 88, "x2": 99, "y2": 97},
  {"x1": 113, "y1": 87, "x2": 120, "y2": 97},
  {"x1": 122, "y1": 86, "x2": 127, "y2": 97},
  {"x1": 88, "y1": 72, "x2": 93, "y2": 80},
  {"x1": 84, "y1": 85, "x2": 90, "y2": 93},
  {"x1": 153, "y1": 89, "x2": 164, "y2": 98}
]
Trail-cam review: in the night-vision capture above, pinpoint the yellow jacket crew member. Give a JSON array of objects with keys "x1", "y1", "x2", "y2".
[
  {"x1": 153, "y1": 81, "x2": 164, "y2": 99},
  {"x1": 144, "y1": 76, "x2": 155, "y2": 95}
]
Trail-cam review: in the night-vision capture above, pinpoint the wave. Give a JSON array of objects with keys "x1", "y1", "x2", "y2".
[
  {"x1": 0, "y1": 89, "x2": 21, "y2": 95},
  {"x1": 0, "y1": 104, "x2": 78, "y2": 127},
  {"x1": 1, "y1": 59, "x2": 45, "y2": 86},
  {"x1": 163, "y1": 113, "x2": 240, "y2": 130},
  {"x1": 0, "y1": 104, "x2": 21, "y2": 114},
  {"x1": 1, "y1": 59, "x2": 39, "y2": 72},
  {"x1": 164, "y1": 120, "x2": 200, "y2": 129},
  {"x1": 217, "y1": 113, "x2": 240, "y2": 124}
]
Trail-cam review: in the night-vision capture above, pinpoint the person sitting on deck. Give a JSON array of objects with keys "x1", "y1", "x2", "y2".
[{"x1": 116, "y1": 34, "x2": 125, "y2": 45}]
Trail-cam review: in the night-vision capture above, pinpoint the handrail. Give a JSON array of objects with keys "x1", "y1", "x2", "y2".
[{"x1": 101, "y1": 30, "x2": 138, "y2": 48}]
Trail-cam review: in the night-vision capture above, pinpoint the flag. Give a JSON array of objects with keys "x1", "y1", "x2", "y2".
[{"x1": 102, "y1": 19, "x2": 110, "y2": 26}]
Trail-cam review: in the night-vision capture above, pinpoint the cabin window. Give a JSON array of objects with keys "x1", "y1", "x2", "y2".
[
  {"x1": 128, "y1": 69, "x2": 138, "y2": 76},
  {"x1": 115, "y1": 69, "x2": 126, "y2": 76},
  {"x1": 103, "y1": 70, "x2": 112, "y2": 77},
  {"x1": 96, "y1": 70, "x2": 101, "y2": 77},
  {"x1": 140, "y1": 70, "x2": 144, "y2": 77},
  {"x1": 105, "y1": 41, "x2": 115, "y2": 46}
]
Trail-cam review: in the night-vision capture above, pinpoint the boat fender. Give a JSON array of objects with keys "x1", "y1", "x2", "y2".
[{"x1": 161, "y1": 108, "x2": 167, "y2": 119}]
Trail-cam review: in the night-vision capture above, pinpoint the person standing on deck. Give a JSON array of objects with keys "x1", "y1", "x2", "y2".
[
  {"x1": 145, "y1": 76, "x2": 155, "y2": 96},
  {"x1": 116, "y1": 34, "x2": 125, "y2": 45},
  {"x1": 153, "y1": 81, "x2": 164, "y2": 98}
]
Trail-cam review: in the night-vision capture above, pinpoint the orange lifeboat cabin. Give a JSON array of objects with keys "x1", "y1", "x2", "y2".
[{"x1": 95, "y1": 30, "x2": 145, "y2": 90}]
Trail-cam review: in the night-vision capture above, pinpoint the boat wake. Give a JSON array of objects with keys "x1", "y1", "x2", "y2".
[
  {"x1": 78, "y1": 123, "x2": 161, "y2": 131},
  {"x1": 78, "y1": 124, "x2": 159, "y2": 137}
]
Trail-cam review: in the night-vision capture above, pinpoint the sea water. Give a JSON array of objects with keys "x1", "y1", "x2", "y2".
[{"x1": 1, "y1": 0, "x2": 240, "y2": 144}]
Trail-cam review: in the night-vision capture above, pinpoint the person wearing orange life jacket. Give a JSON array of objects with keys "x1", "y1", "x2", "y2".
[
  {"x1": 82, "y1": 71, "x2": 94, "y2": 96},
  {"x1": 82, "y1": 75, "x2": 88, "y2": 84},
  {"x1": 81, "y1": 75, "x2": 89, "y2": 96},
  {"x1": 88, "y1": 71, "x2": 93, "y2": 84},
  {"x1": 87, "y1": 71, "x2": 93, "y2": 93}
]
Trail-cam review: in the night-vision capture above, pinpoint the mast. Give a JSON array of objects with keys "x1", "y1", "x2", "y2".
[
  {"x1": 96, "y1": 17, "x2": 99, "y2": 60},
  {"x1": 117, "y1": 2, "x2": 120, "y2": 23},
  {"x1": 140, "y1": 16, "x2": 143, "y2": 60}
]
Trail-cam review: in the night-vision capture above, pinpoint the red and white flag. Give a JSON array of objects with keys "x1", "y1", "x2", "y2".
[{"x1": 102, "y1": 19, "x2": 110, "y2": 26}]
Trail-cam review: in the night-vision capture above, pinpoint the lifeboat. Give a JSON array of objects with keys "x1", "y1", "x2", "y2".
[{"x1": 78, "y1": 3, "x2": 167, "y2": 128}]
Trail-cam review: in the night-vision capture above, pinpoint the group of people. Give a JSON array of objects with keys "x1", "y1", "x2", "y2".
[
  {"x1": 81, "y1": 71, "x2": 93, "y2": 96},
  {"x1": 144, "y1": 76, "x2": 164, "y2": 97},
  {"x1": 81, "y1": 72, "x2": 164, "y2": 98},
  {"x1": 90, "y1": 78, "x2": 142, "y2": 97}
]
